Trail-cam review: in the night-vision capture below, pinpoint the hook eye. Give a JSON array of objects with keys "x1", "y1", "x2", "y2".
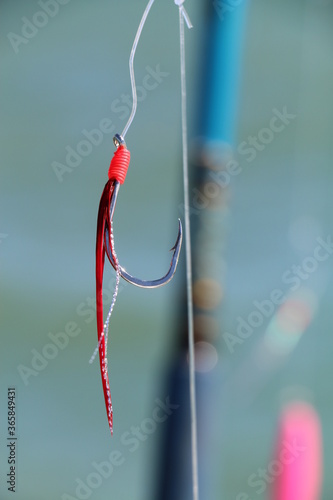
[{"x1": 113, "y1": 134, "x2": 126, "y2": 149}]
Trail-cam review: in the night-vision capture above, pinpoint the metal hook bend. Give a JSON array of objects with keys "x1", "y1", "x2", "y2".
[{"x1": 105, "y1": 180, "x2": 182, "y2": 288}]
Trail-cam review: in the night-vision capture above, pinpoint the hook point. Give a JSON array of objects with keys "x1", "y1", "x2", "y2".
[{"x1": 170, "y1": 219, "x2": 183, "y2": 251}]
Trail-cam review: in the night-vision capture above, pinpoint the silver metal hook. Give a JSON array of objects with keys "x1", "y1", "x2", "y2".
[{"x1": 104, "y1": 176, "x2": 182, "y2": 289}]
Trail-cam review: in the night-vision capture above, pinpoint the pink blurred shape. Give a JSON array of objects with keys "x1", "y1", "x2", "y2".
[{"x1": 271, "y1": 401, "x2": 322, "y2": 500}]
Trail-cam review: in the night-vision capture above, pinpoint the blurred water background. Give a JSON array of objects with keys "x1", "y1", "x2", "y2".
[{"x1": 1, "y1": 0, "x2": 333, "y2": 499}]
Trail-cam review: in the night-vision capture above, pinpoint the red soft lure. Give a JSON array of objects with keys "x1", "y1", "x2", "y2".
[
  {"x1": 95, "y1": 141, "x2": 130, "y2": 434},
  {"x1": 95, "y1": 134, "x2": 182, "y2": 435}
]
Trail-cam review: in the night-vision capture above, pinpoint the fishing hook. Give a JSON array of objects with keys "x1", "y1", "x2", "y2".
[
  {"x1": 95, "y1": 133, "x2": 182, "y2": 434},
  {"x1": 98, "y1": 133, "x2": 182, "y2": 289}
]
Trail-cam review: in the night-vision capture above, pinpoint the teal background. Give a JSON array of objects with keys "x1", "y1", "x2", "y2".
[{"x1": 1, "y1": 1, "x2": 333, "y2": 499}]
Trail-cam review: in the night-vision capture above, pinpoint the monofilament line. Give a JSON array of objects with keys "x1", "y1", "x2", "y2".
[
  {"x1": 121, "y1": 0, "x2": 156, "y2": 139},
  {"x1": 175, "y1": 2, "x2": 199, "y2": 500}
]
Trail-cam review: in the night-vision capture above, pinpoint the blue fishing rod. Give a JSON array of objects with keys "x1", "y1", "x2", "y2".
[{"x1": 154, "y1": 2, "x2": 248, "y2": 499}]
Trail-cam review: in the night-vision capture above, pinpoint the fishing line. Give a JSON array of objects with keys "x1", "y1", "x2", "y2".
[
  {"x1": 122, "y1": 0, "x2": 156, "y2": 139},
  {"x1": 174, "y1": 3, "x2": 199, "y2": 500}
]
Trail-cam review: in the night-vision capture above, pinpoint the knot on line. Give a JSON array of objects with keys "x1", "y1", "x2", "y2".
[{"x1": 174, "y1": 0, "x2": 193, "y2": 29}]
